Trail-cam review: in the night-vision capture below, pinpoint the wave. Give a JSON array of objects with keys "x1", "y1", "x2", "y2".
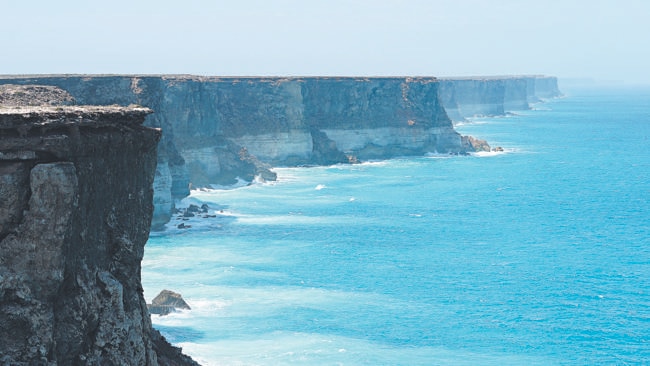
[
  {"x1": 172, "y1": 332, "x2": 553, "y2": 366},
  {"x1": 470, "y1": 150, "x2": 506, "y2": 157},
  {"x1": 469, "y1": 146, "x2": 525, "y2": 157},
  {"x1": 424, "y1": 152, "x2": 455, "y2": 159},
  {"x1": 235, "y1": 213, "x2": 358, "y2": 226},
  {"x1": 454, "y1": 118, "x2": 490, "y2": 128},
  {"x1": 151, "y1": 299, "x2": 230, "y2": 323},
  {"x1": 206, "y1": 177, "x2": 250, "y2": 190},
  {"x1": 455, "y1": 119, "x2": 491, "y2": 126}
]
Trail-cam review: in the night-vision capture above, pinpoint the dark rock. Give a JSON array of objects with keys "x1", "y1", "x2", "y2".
[
  {"x1": 152, "y1": 290, "x2": 191, "y2": 310},
  {"x1": 0, "y1": 162, "x2": 30, "y2": 239},
  {"x1": 187, "y1": 204, "x2": 200, "y2": 213},
  {"x1": 151, "y1": 328, "x2": 200, "y2": 366},
  {"x1": 237, "y1": 146, "x2": 277, "y2": 182},
  {"x1": 461, "y1": 135, "x2": 491, "y2": 152},
  {"x1": 310, "y1": 128, "x2": 349, "y2": 165},
  {"x1": 148, "y1": 290, "x2": 191, "y2": 316},
  {"x1": 0, "y1": 105, "x2": 198, "y2": 365},
  {"x1": 148, "y1": 304, "x2": 176, "y2": 316}
]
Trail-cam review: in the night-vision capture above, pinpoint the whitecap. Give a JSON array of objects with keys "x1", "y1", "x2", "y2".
[
  {"x1": 173, "y1": 332, "x2": 553, "y2": 366},
  {"x1": 207, "y1": 177, "x2": 250, "y2": 190},
  {"x1": 470, "y1": 147, "x2": 518, "y2": 157},
  {"x1": 235, "y1": 214, "x2": 352, "y2": 226},
  {"x1": 424, "y1": 152, "x2": 453, "y2": 159},
  {"x1": 361, "y1": 160, "x2": 388, "y2": 166},
  {"x1": 471, "y1": 150, "x2": 504, "y2": 157}
]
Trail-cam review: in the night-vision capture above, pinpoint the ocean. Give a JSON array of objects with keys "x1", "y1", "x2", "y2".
[{"x1": 142, "y1": 85, "x2": 650, "y2": 365}]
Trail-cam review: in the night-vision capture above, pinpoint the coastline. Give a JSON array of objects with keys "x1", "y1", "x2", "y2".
[{"x1": 0, "y1": 74, "x2": 561, "y2": 229}]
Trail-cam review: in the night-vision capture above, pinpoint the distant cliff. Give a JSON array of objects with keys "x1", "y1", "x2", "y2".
[
  {"x1": 0, "y1": 100, "x2": 197, "y2": 364},
  {"x1": 438, "y1": 76, "x2": 562, "y2": 121},
  {"x1": 0, "y1": 75, "x2": 560, "y2": 228}
]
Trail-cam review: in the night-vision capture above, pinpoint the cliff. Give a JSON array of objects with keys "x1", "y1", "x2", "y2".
[
  {"x1": 438, "y1": 76, "x2": 562, "y2": 121},
  {"x1": 0, "y1": 75, "x2": 560, "y2": 228},
  {"x1": 0, "y1": 99, "x2": 197, "y2": 364}
]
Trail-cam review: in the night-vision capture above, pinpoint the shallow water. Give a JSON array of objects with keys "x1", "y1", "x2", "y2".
[{"x1": 143, "y1": 86, "x2": 650, "y2": 365}]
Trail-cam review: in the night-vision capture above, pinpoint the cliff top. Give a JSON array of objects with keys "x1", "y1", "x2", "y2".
[
  {"x1": 0, "y1": 83, "x2": 152, "y2": 130},
  {"x1": 0, "y1": 105, "x2": 153, "y2": 130},
  {"x1": 0, "y1": 84, "x2": 75, "y2": 106},
  {"x1": 0, "y1": 74, "x2": 558, "y2": 83},
  {"x1": 0, "y1": 74, "x2": 441, "y2": 83},
  {"x1": 438, "y1": 75, "x2": 550, "y2": 81}
]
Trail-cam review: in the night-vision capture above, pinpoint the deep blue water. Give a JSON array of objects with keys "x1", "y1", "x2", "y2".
[{"x1": 143, "y1": 86, "x2": 650, "y2": 365}]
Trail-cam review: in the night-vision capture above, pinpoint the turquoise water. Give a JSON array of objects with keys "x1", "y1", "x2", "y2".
[{"x1": 143, "y1": 86, "x2": 650, "y2": 365}]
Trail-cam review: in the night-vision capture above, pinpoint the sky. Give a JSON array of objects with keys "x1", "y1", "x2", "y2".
[{"x1": 2, "y1": 0, "x2": 650, "y2": 84}]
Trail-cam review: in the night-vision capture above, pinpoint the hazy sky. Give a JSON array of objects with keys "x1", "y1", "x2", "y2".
[{"x1": 2, "y1": 0, "x2": 649, "y2": 83}]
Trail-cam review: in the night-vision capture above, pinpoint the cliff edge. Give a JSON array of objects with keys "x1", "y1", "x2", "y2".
[{"x1": 0, "y1": 90, "x2": 198, "y2": 365}]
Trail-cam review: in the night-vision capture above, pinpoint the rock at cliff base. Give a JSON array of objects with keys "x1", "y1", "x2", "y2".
[
  {"x1": 148, "y1": 290, "x2": 191, "y2": 316},
  {"x1": 151, "y1": 328, "x2": 201, "y2": 366},
  {"x1": 462, "y1": 135, "x2": 491, "y2": 152}
]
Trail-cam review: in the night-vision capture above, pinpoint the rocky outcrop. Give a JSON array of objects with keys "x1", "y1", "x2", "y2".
[
  {"x1": 0, "y1": 75, "x2": 560, "y2": 228},
  {"x1": 439, "y1": 76, "x2": 562, "y2": 121},
  {"x1": 461, "y1": 135, "x2": 492, "y2": 152},
  {"x1": 0, "y1": 100, "x2": 197, "y2": 364},
  {"x1": 0, "y1": 84, "x2": 75, "y2": 106},
  {"x1": 148, "y1": 290, "x2": 191, "y2": 316}
]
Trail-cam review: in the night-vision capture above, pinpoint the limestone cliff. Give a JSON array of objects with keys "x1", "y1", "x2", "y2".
[
  {"x1": 0, "y1": 75, "x2": 560, "y2": 228},
  {"x1": 0, "y1": 101, "x2": 197, "y2": 365},
  {"x1": 438, "y1": 76, "x2": 562, "y2": 121}
]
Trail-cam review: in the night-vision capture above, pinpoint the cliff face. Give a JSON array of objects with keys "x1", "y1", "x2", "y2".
[
  {"x1": 0, "y1": 103, "x2": 197, "y2": 365},
  {"x1": 0, "y1": 75, "x2": 560, "y2": 228},
  {"x1": 439, "y1": 76, "x2": 562, "y2": 121},
  {"x1": 300, "y1": 77, "x2": 460, "y2": 159}
]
